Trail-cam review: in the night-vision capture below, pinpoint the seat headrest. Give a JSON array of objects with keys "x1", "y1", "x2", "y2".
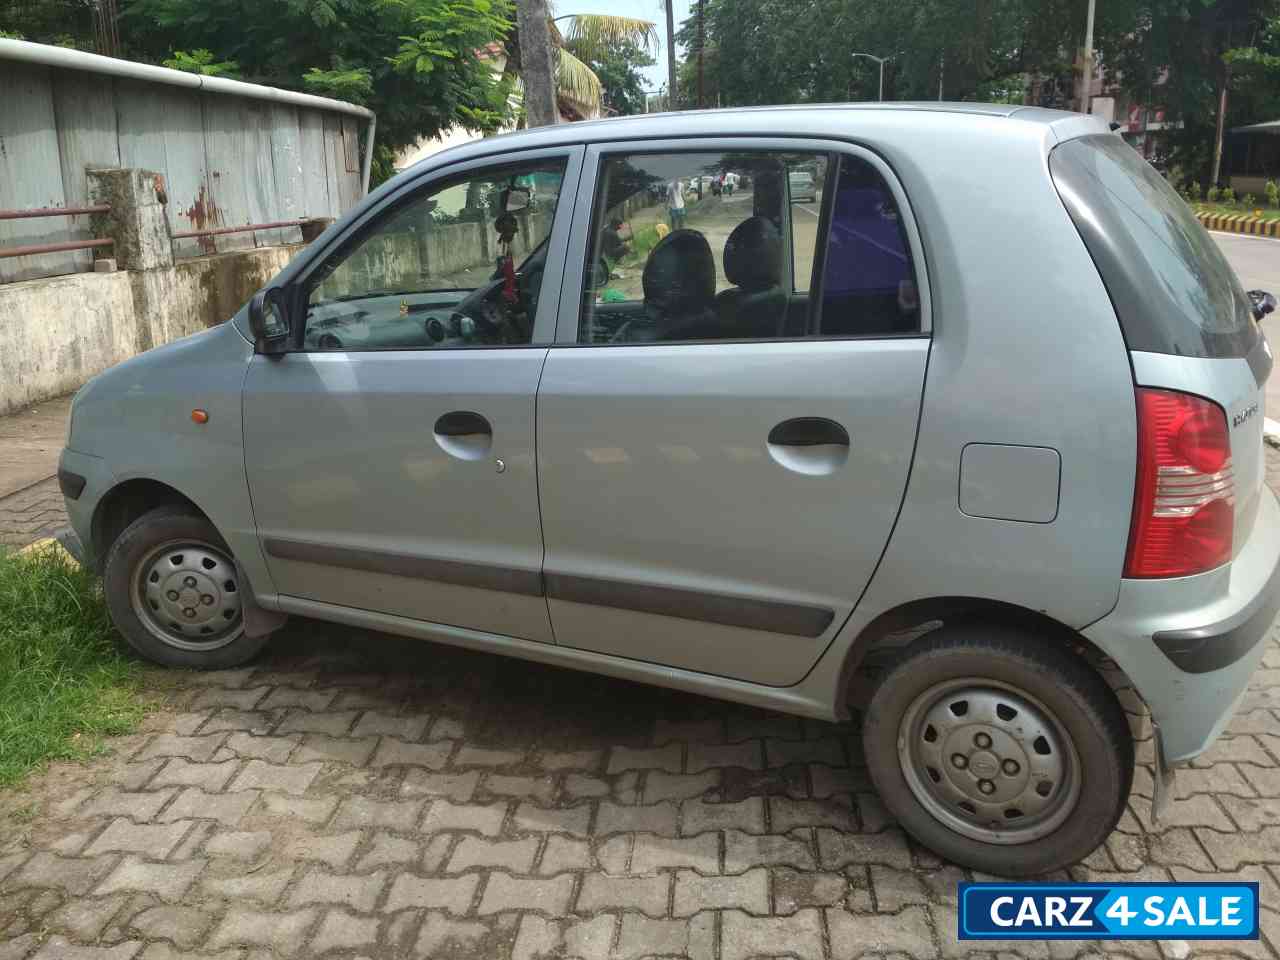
[
  {"x1": 642, "y1": 229, "x2": 716, "y2": 315},
  {"x1": 723, "y1": 216, "x2": 782, "y2": 291}
]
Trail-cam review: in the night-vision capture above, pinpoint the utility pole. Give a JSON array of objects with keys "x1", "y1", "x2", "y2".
[
  {"x1": 1079, "y1": 0, "x2": 1096, "y2": 113},
  {"x1": 938, "y1": 53, "x2": 944, "y2": 100},
  {"x1": 850, "y1": 52, "x2": 892, "y2": 101},
  {"x1": 516, "y1": 0, "x2": 558, "y2": 127},
  {"x1": 1211, "y1": 20, "x2": 1234, "y2": 188},
  {"x1": 1212, "y1": 71, "x2": 1229, "y2": 187},
  {"x1": 665, "y1": 0, "x2": 678, "y2": 110},
  {"x1": 696, "y1": 0, "x2": 705, "y2": 108}
]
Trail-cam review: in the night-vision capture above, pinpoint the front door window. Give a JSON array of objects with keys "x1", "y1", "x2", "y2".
[{"x1": 304, "y1": 158, "x2": 567, "y2": 350}]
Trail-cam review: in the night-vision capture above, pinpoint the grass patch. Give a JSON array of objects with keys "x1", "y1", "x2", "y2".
[
  {"x1": 621, "y1": 224, "x2": 663, "y2": 269},
  {"x1": 1194, "y1": 202, "x2": 1280, "y2": 221},
  {"x1": 0, "y1": 546, "x2": 146, "y2": 786}
]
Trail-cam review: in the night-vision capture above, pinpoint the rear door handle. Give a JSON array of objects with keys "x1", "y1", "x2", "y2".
[
  {"x1": 768, "y1": 417, "x2": 850, "y2": 447},
  {"x1": 434, "y1": 410, "x2": 492, "y2": 437}
]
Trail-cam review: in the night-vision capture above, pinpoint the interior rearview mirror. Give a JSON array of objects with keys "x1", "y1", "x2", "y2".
[
  {"x1": 249, "y1": 288, "x2": 290, "y2": 354},
  {"x1": 503, "y1": 187, "x2": 531, "y2": 213}
]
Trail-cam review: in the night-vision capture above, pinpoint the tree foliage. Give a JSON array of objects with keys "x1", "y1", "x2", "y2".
[
  {"x1": 163, "y1": 48, "x2": 241, "y2": 77},
  {"x1": 675, "y1": 0, "x2": 1088, "y2": 106},
  {"x1": 581, "y1": 38, "x2": 655, "y2": 115},
  {"x1": 1097, "y1": 0, "x2": 1280, "y2": 177},
  {"x1": 675, "y1": 0, "x2": 1280, "y2": 179},
  {"x1": 0, "y1": 0, "x2": 97, "y2": 47},
  {"x1": 501, "y1": 11, "x2": 657, "y2": 119},
  {"x1": 132, "y1": 0, "x2": 515, "y2": 151}
]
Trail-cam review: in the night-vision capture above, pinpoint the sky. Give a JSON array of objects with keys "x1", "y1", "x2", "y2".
[{"x1": 555, "y1": 0, "x2": 693, "y2": 93}]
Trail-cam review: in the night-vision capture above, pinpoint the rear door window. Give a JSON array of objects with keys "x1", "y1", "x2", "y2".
[
  {"x1": 1050, "y1": 134, "x2": 1257, "y2": 358},
  {"x1": 577, "y1": 149, "x2": 920, "y2": 344}
]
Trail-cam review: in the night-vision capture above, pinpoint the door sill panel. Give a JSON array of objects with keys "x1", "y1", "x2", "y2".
[
  {"x1": 545, "y1": 572, "x2": 833, "y2": 638},
  {"x1": 274, "y1": 594, "x2": 835, "y2": 721},
  {"x1": 265, "y1": 537, "x2": 544, "y2": 596}
]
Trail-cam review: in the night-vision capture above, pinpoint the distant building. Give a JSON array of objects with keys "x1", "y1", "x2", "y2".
[
  {"x1": 1026, "y1": 57, "x2": 1178, "y2": 167},
  {"x1": 1222, "y1": 121, "x2": 1280, "y2": 196}
]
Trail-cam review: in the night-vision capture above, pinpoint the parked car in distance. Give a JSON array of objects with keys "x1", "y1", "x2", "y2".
[
  {"x1": 788, "y1": 168, "x2": 817, "y2": 202},
  {"x1": 59, "y1": 104, "x2": 1280, "y2": 877}
]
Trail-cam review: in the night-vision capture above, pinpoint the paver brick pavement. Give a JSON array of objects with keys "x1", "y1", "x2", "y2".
[{"x1": 3, "y1": 451, "x2": 1280, "y2": 957}]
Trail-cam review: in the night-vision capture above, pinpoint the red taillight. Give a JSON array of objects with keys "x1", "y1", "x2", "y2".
[{"x1": 1125, "y1": 388, "x2": 1234, "y2": 578}]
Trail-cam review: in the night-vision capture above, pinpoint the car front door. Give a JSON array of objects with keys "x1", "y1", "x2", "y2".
[
  {"x1": 536, "y1": 138, "x2": 930, "y2": 685},
  {"x1": 243, "y1": 146, "x2": 582, "y2": 644}
]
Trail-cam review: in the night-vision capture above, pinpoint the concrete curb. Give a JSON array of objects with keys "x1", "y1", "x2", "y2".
[
  {"x1": 1196, "y1": 210, "x2": 1280, "y2": 238},
  {"x1": 15, "y1": 526, "x2": 79, "y2": 564}
]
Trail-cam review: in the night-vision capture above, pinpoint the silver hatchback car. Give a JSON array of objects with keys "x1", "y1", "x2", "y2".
[{"x1": 59, "y1": 104, "x2": 1280, "y2": 876}]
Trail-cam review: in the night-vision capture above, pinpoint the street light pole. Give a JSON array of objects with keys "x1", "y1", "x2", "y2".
[
  {"x1": 1080, "y1": 0, "x2": 1096, "y2": 114},
  {"x1": 850, "y1": 52, "x2": 893, "y2": 102}
]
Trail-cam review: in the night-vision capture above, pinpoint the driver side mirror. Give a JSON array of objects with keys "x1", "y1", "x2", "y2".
[
  {"x1": 249, "y1": 288, "x2": 291, "y2": 355},
  {"x1": 1248, "y1": 289, "x2": 1276, "y2": 321}
]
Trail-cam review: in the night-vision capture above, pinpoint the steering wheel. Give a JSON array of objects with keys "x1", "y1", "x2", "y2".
[
  {"x1": 447, "y1": 237, "x2": 554, "y2": 344},
  {"x1": 448, "y1": 275, "x2": 521, "y2": 344}
]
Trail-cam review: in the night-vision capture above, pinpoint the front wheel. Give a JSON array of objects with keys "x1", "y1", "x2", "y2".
[
  {"x1": 862, "y1": 625, "x2": 1132, "y2": 876},
  {"x1": 104, "y1": 505, "x2": 272, "y2": 669}
]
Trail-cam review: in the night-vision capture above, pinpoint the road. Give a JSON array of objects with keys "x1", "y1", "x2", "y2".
[{"x1": 1215, "y1": 232, "x2": 1280, "y2": 417}]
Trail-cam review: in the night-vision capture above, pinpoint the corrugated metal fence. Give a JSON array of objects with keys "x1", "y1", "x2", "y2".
[{"x1": 0, "y1": 56, "x2": 368, "y2": 283}]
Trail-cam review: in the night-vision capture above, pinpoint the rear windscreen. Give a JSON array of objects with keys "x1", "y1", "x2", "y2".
[{"x1": 1050, "y1": 134, "x2": 1257, "y2": 359}]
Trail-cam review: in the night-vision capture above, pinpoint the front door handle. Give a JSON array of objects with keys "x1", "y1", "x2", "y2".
[
  {"x1": 434, "y1": 410, "x2": 492, "y2": 437},
  {"x1": 768, "y1": 417, "x2": 850, "y2": 447}
]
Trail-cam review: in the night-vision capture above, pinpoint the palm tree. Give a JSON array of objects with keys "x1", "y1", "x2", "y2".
[
  {"x1": 553, "y1": 13, "x2": 660, "y2": 117},
  {"x1": 506, "y1": 6, "x2": 659, "y2": 122}
]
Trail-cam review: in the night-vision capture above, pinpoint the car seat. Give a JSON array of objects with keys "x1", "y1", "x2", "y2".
[
  {"x1": 612, "y1": 229, "x2": 717, "y2": 342},
  {"x1": 714, "y1": 217, "x2": 787, "y2": 338}
]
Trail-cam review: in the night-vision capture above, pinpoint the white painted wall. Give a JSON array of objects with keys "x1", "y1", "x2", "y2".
[{"x1": 0, "y1": 271, "x2": 137, "y2": 415}]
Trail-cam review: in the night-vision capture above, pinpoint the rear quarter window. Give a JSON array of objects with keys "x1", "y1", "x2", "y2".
[{"x1": 1050, "y1": 134, "x2": 1257, "y2": 359}]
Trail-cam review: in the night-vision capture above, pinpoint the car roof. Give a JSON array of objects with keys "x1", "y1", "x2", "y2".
[{"x1": 409, "y1": 102, "x2": 1084, "y2": 174}]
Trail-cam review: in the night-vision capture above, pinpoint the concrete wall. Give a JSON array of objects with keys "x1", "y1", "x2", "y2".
[
  {"x1": 315, "y1": 210, "x2": 554, "y2": 301},
  {"x1": 137, "y1": 246, "x2": 300, "y2": 351},
  {"x1": 0, "y1": 244, "x2": 300, "y2": 416},
  {"x1": 0, "y1": 271, "x2": 136, "y2": 414}
]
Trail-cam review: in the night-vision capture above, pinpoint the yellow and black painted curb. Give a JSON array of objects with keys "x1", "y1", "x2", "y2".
[{"x1": 1196, "y1": 210, "x2": 1280, "y2": 238}]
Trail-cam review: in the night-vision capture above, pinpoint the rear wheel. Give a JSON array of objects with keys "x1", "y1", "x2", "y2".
[
  {"x1": 104, "y1": 506, "x2": 271, "y2": 669},
  {"x1": 862, "y1": 624, "x2": 1132, "y2": 876}
]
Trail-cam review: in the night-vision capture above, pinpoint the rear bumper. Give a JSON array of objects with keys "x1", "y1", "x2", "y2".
[
  {"x1": 1152, "y1": 552, "x2": 1280, "y2": 673},
  {"x1": 1083, "y1": 485, "x2": 1280, "y2": 766}
]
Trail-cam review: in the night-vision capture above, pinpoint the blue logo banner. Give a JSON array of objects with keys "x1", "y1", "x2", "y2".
[{"x1": 958, "y1": 882, "x2": 1259, "y2": 940}]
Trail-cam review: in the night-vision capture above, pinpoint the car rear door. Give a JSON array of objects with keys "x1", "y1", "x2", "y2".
[{"x1": 536, "y1": 137, "x2": 931, "y2": 686}]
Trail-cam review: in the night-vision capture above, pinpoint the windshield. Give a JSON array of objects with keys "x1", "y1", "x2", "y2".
[{"x1": 1050, "y1": 134, "x2": 1257, "y2": 359}]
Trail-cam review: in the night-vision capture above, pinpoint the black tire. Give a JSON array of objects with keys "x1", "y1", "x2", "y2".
[
  {"x1": 862, "y1": 623, "x2": 1132, "y2": 876},
  {"x1": 103, "y1": 505, "x2": 272, "y2": 669}
]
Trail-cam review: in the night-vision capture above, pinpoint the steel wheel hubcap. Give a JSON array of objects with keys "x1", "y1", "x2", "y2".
[
  {"x1": 897, "y1": 678, "x2": 1081, "y2": 845},
  {"x1": 132, "y1": 540, "x2": 243, "y2": 651}
]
